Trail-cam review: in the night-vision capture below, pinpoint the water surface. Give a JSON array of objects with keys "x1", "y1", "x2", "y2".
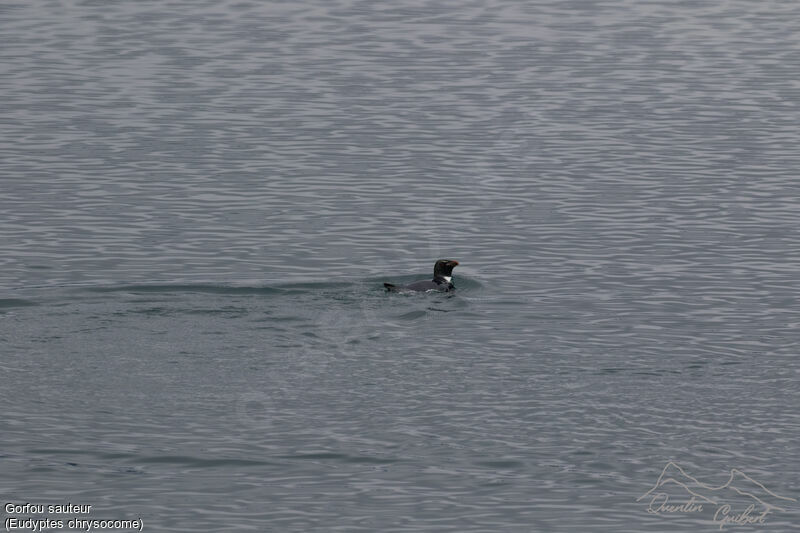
[{"x1": 2, "y1": 1, "x2": 799, "y2": 531}]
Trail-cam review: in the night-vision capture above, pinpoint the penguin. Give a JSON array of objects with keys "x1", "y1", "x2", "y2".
[{"x1": 384, "y1": 259, "x2": 459, "y2": 292}]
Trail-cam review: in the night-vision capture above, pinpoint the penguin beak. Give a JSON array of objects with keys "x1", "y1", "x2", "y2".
[{"x1": 450, "y1": 260, "x2": 459, "y2": 266}]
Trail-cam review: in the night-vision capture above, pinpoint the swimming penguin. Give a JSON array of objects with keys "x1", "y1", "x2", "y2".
[{"x1": 384, "y1": 259, "x2": 459, "y2": 292}]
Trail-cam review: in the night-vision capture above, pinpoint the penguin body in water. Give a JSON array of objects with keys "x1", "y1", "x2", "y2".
[{"x1": 384, "y1": 259, "x2": 459, "y2": 293}]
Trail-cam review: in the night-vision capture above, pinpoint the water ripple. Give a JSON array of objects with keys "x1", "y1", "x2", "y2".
[{"x1": 3, "y1": 0, "x2": 800, "y2": 531}]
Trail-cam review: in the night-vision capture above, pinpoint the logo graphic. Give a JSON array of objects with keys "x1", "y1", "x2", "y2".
[{"x1": 637, "y1": 461, "x2": 796, "y2": 529}]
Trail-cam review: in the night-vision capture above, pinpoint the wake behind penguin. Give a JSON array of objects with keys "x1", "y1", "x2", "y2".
[{"x1": 384, "y1": 259, "x2": 459, "y2": 293}]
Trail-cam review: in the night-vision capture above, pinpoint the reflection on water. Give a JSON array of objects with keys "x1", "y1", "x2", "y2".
[{"x1": 2, "y1": 0, "x2": 799, "y2": 531}]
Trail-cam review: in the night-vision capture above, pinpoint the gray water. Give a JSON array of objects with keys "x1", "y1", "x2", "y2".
[{"x1": 2, "y1": 1, "x2": 800, "y2": 531}]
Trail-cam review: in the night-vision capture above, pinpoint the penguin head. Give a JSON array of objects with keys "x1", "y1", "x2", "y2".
[{"x1": 433, "y1": 259, "x2": 459, "y2": 279}]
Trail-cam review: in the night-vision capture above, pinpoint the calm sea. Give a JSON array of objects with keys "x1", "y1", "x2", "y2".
[{"x1": 2, "y1": 1, "x2": 799, "y2": 531}]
